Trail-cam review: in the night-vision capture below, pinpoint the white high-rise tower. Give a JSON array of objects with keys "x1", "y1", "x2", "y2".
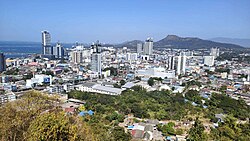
[
  {"x1": 210, "y1": 47, "x2": 219, "y2": 58},
  {"x1": 143, "y1": 38, "x2": 153, "y2": 55},
  {"x1": 53, "y1": 42, "x2": 64, "y2": 59},
  {"x1": 42, "y1": 30, "x2": 53, "y2": 55},
  {"x1": 91, "y1": 41, "x2": 102, "y2": 77},
  {"x1": 176, "y1": 52, "x2": 186, "y2": 75},
  {"x1": 137, "y1": 43, "x2": 143, "y2": 54}
]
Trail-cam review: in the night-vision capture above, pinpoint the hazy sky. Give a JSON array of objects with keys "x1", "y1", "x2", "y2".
[{"x1": 0, "y1": 0, "x2": 249, "y2": 43}]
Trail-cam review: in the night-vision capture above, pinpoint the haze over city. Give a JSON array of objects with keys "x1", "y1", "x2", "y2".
[{"x1": 0, "y1": 0, "x2": 250, "y2": 43}]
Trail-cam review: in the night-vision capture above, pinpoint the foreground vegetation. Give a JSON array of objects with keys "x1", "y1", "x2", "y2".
[
  {"x1": 1, "y1": 87, "x2": 250, "y2": 141},
  {"x1": 69, "y1": 86, "x2": 250, "y2": 140},
  {"x1": 0, "y1": 91, "x2": 130, "y2": 141}
]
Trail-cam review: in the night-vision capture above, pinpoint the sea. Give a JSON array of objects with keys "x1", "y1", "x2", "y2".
[{"x1": 0, "y1": 41, "x2": 73, "y2": 58}]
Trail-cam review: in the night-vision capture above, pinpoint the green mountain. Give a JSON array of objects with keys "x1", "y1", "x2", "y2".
[
  {"x1": 117, "y1": 35, "x2": 245, "y2": 50},
  {"x1": 154, "y1": 35, "x2": 245, "y2": 50}
]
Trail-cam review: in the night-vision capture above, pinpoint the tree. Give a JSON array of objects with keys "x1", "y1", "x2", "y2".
[
  {"x1": 185, "y1": 90, "x2": 202, "y2": 104},
  {"x1": 27, "y1": 111, "x2": 77, "y2": 140},
  {"x1": 135, "y1": 76, "x2": 141, "y2": 80},
  {"x1": 4, "y1": 68, "x2": 19, "y2": 75},
  {"x1": 176, "y1": 128, "x2": 184, "y2": 135},
  {"x1": 0, "y1": 91, "x2": 58, "y2": 141},
  {"x1": 219, "y1": 85, "x2": 227, "y2": 93},
  {"x1": 27, "y1": 110, "x2": 96, "y2": 141},
  {"x1": 187, "y1": 80, "x2": 202, "y2": 87},
  {"x1": 188, "y1": 118, "x2": 208, "y2": 141},
  {"x1": 120, "y1": 80, "x2": 126, "y2": 86},
  {"x1": 113, "y1": 83, "x2": 121, "y2": 88},
  {"x1": 148, "y1": 78, "x2": 154, "y2": 86},
  {"x1": 79, "y1": 105, "x2": 86, "y2": 111},
  {"x1": 131, "y1": 85, "x2": 144, "y2": 92},
  {"x1": 157, "y1": 122, "x2": 175, "y2": 136},
  {"x1": 42, "y1": 70, "x2": 54, "y2": 76},
  {"x1": 110, "y1": 126, "x2": 132, "y2": 141},
  {"x1": 103, "y1": 67, "x2": 118, "y2": 76}
]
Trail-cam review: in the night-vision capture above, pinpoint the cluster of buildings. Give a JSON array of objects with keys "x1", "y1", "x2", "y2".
[
  {"x1": 1, "y1": 31, "x2": 250, "y2": 140},
  {"x1": 42, "y1": 30, "x2": 65, "y2": 59}
]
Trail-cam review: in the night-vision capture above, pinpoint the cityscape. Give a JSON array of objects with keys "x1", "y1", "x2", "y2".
[{"x1": 1, "y1": 0, "x2": 250, "y2": 141}]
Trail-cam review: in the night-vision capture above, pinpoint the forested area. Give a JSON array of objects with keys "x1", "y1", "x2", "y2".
[
  {"x1": 69, "y1": 86, "x2": 199, "y2": 121},
  {"x1": 69, "y1": 86, "x2": 250, "y2": 141},
  {"x1": 1, "y1": 88, "x2": 250, "y2": 141}
]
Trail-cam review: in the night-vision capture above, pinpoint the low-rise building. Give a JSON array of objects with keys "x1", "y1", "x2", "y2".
[{"x1": 76, "y1": 82, "x2": 123, "y2": 95}]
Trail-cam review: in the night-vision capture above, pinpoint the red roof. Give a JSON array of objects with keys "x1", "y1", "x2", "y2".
[{"x1": 65, "y1": 107, "x2": 75, "y2": 113}]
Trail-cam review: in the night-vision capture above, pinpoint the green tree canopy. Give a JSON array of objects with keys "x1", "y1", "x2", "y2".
[
  {"x1": 27, "y1": 110, "x2": 96, "y2": 141},
  {"x1": 188, "y1": 118, "x2": 208, "y2": 141}
]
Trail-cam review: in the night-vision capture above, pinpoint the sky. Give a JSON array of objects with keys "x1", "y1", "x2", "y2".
[{"x1": 0, "y1": 0, "x2": 250, "y2": 43}]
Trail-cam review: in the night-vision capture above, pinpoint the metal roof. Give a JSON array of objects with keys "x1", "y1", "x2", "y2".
[{"x1": 92, "y1": 84, "x2": 122, "y2": 94}]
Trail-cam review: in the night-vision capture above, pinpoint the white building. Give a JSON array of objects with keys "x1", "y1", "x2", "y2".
[
  {"x1": 76, "y1": 82, "x2": 123, "y2": 95},
  {"x1": 141, "y1": 55, "x2": 150, "y2": 61},
  {"x1": 221, "y1": 72, "x2": 228, "y2": 79},
  {"x1": 53, "y1": 42, "x2": 64, "y2": 59},
  {"x1": 91, "y1": 41, "x2": 102, "y2": 76},
  {"x1": 137, "y1": 43, "x2": 143, "y2": 54},
  {"x1": 203, "y1": 56, "x2": 215, "y2": 66},
  {"x1": 26, "y1": 75, "x2": 52, "y2": 88},
  {"x1": 70, "y1": 51, "x2": 83, "y2": 63},
  {"x1": 136, "y1": 67, "x2": 175, "y2": 79},
  {"x1": 143, "y1": 38, "x2": 153, "y2": 55},
  {"x1": 176, "y1": 52, "x2": 186, "y2": 75},
  {"x1": 168, "y1": 56, "x2": 175, "y2": 70},
  {"x1": 126, "y1": 53, "x2": 138, "y2": 61},
  {"x1": 0, "y1": 93, "x2": 16, "y2": 104},
  {"x1": 210, "y1": 47, "x2": 219, "y2": 58},
  {"x1": 42, "y1": 30, "x2": 52, "y2": 55}
]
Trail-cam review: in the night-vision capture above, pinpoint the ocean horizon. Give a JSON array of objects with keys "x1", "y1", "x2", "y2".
[{"x1": 0, "y1": 41, "x2": 73, "y2": 58}]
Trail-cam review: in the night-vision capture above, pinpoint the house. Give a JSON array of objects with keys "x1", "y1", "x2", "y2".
[
  {"x1": 144, "y1": 125, "x2": 154, "y2": 132},
  {"x1": 146, "y1": 119, "x2": 159, "y2": 125},
  {"x1": 143, "y1": 131, "x2": 153, "y2": 140},
  {"x1": 76, "y1": 82, "x2": 123, "y2": 95},
  {"x1": 159, "y1": 84, "x2": 171, "y2": 91},
  {"x1": 121, "y1": 82, "x2": 135, "y2": 89},
  {"x1": 188, "y1": 85, "x2": 200, "y2": 91},
  {"x1": 65, "y1": 107, "x2": 76, "y2": 114},
  {"x1": 131, "y1": 129, "x2": 144, "y2": 139}
]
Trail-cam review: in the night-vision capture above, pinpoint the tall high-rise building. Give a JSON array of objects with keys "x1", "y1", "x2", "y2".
[
  {"x1": 0, "y1": 52, "x2": 6, "y2": 72},
  {"x1": 203, "y1": 56, "x2": 215, "y2": 66},
  {"x1": 126, "y1": 53, "x2": 138, "y2": 61},
  {"x1": 168, "y1": 56, "x2": 175, "y2": 70},
  {"x1": 53, "y1": 42, "x2": 64, "y2": 59},
  {"x1": 143, "y1": 38, "x2": 153, "y2": 55},
  {"x1": 91, "y1": 41, "x2": 102, "y2": 76},
  {"x1": 137, "y1": 43, "x2": 143, "y2": 54},
  {"x1": 176, "y1": 52, "x2": 186, "y2": 75},
  {"x1": 210, "y1": 47, "x2": 219, "y2": 58},
  {"x1": 70, "y1": 51, "x2": 83, "y2": 63},
  {"x1": 42, "y1": 30, "x2": 53, "y2": 55}
]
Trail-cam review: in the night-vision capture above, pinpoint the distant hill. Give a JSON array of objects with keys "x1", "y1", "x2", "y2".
[
  {"x1": 210, "y1": 37, "x2": 250, "y2": 48},
  {"x1": 116, "y1": 40, "x2": 144, "y2": 48},
  {"x1": 1, "y1": 36, "x2": 246, "y2": 51},
  {"x1": 154, "y1": 35, "x2": 245, "y2": 50},
  {"x1": 117, "y1": 35, "x2": 245, "y2": 50}
]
